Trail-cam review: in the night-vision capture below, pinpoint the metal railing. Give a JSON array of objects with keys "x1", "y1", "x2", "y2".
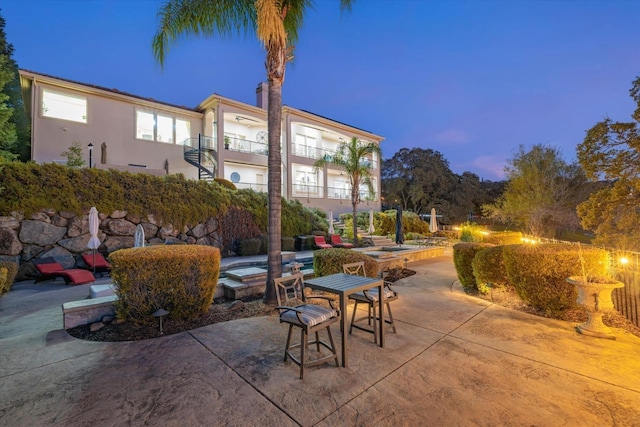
[
  {"x1": 224, "y1": 135, "x2": 269, "y2": 156},
  {"x1": 290, "y1": 144, "x2": 378, "y2": 169}
]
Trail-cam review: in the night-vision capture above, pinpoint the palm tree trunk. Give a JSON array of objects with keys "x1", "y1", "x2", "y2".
[{"x1": 263, "y1": 45, "x2": 286, "y2": 304}]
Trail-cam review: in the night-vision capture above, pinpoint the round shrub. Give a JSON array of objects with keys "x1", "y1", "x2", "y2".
[
  {"x1": 502, "y1": 244, "x2": 609, "y2": 315},
  {"x1": 214, "y1": 177, "x2": 237, "y2": 190},
  {"x1": 110, "y1": 245, "x2": 220, "y2": 323},
  {"x1": 482, "y1": 231, "x2": 522, "y2": 246},
  {"x1": 472, "y1": 245, "x2": 512, "y2": 294},
  {"x1": 453, "y1": 242, "x2": 494, "y2": 292},
  {"x1": 313, "y1": 248, "x2": 378, "y2": 278},
  {"x1": 0, "y1": 261, "x2": 18, "y2": 295}
]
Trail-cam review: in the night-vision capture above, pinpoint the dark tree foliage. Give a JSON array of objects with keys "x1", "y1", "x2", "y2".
[
  {"x1": 0, "y1": 11, "x2": 29, "y2": 161},
  {"x1": 576, "y1": 76, "x2": 640, "y2": 250},
  {"x1": 381, "y1": 147, "x2": 503, "y2": 224}
]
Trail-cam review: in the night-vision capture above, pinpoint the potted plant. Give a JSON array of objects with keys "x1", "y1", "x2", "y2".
[{"x1": 224, "y1": 136, "x2": 230, "y2": 150}]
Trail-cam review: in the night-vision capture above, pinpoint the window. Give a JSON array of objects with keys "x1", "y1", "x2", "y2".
[
  {"x1": 294, "y1": 134, "x2": 317, "y2": 158},
  {"x1": 42, "y1": 89, "x2": 87, "y2": 123},
  {"x1": 136, "y1": 110, "x2": 191, "y2": 144},
  {"x1": 156, "y1": 115, "x2": 173, "y2": 143},
  {"x1": 176, "y1": 119, "x2": 191, "y2": 144},
  {"x1": 136, "y1": 111, "x2": 155, "y2": 140}
]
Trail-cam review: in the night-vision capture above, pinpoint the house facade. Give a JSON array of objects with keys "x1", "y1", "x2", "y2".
[{"x1": 19, "y1": 70, "x2": 383, "y2": 215}]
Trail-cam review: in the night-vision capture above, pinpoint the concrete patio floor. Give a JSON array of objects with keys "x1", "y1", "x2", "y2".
[{"x1": 1, "y1": 254, "x2": 639, "y2": 426}]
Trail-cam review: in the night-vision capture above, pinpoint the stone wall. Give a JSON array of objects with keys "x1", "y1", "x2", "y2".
[{"x1": 0, "y1": 209, "x2": 222, "y2": 281}]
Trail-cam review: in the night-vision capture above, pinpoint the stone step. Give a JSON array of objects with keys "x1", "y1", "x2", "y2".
[{"x1": 225, "y1": 267, "x2": 268, "y2": 283}]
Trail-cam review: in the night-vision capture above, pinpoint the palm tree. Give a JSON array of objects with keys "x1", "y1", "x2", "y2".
[
  {"x1": 314, "y1": 137, "x2": 381, "y2": 247},
  {"x1": 152, "y1": 0, "x2": 354, "y2": 304}
]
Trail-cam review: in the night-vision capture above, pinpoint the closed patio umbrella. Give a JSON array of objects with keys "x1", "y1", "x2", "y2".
[
  {"x1": 134, "y1": 224, "x2": 145, "y2": 248},
  {"x1": 328, "y1": 210, "x2": 335, "y2": 235},
  {"x1": 429, "y1": 208, "x2": 438, "y2": 233},
  {"x1": 395, "y1": 205, "x2": 404, "y2": 246},
  {"x1": 368, "y1": 209, "x2": 375, "y2": 235},
  {"x1": 87, "y1": 207, "x2": 100, "y2": 273}
]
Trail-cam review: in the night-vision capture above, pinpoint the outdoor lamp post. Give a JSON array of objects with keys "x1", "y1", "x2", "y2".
[{"x1": 88, "y1": 143, "x2": 93, "y2": 168}]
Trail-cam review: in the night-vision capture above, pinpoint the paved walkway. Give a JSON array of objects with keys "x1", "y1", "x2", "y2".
[{"x1": 1, "y1": 254, "x2": 639, "y2": 426}]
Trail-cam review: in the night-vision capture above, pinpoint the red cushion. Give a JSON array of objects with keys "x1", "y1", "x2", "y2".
[
  {"x1": 36, "y1": 263, "x2": 65, "y2": 274},
  {"x1": 60, "y1": 269, "x2": 95, "y2": 285},
  {"x1": 82, "y1": 254, "x2": 111, "y2": 268}
]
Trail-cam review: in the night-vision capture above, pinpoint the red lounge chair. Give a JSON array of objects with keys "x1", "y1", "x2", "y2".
[
  {"x1": 32, "y1": 257, "x2": 95, "y2": 285},
  {"x1": 330, "y1": 235, "x2": 354, "y2": 249},
  {"x1": 314, "y1": 235, "x2": 333, "y2": 249},
  {"x1": 82, "y1": 253, "x2": 111, "y2": 277}
]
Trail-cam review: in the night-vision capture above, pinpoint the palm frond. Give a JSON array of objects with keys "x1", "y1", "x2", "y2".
[{"x1": 152, "y1": 0, "x2": 255, "y2": 67}]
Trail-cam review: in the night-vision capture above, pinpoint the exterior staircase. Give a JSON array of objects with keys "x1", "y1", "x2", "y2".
[{"x1": 183, "y1": 134, "x2": 217, "y2": 181}]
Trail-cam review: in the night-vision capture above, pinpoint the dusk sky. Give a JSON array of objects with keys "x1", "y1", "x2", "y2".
[{"x1": 3, "y1": 0, "x2": 639, "y2": 180}]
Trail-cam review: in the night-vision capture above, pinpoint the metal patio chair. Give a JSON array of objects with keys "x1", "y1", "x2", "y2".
[
  {"x1": 274, "y1": 273, "x2": 340, "y2": 379},
  {"x1": 343, "y1": 261, "x2": 398, "y2": 343}
]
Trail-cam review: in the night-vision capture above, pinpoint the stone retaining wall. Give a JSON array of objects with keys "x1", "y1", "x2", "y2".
[{"x1": 0, "y1": 209, "x2": 223, "y2": 281}]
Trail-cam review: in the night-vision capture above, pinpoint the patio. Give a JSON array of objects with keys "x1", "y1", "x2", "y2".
[{"x1": 1, "y1": 255, "x2": 639, "y2": 426}]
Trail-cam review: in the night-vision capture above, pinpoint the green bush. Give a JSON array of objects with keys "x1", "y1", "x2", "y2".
[
  {"x1": 0, "y1": 261, "x2": 18, "y2": 295},
  {"x1": 453, "y1": 242, "x2": 495, "y2": 292},
  {"x1": 482, "y1": 231, "x2": 522, "y2": 245},
  {"x1": 459, "y1": 222, "x2": 487, "y2": 242},
  {"x1": 502, "y1": 244, "x2": 609, "y2": 315},
  {"x1": 214, "y1": 177, "x2": 237, "y2": 190},
  {"x1": 313, "y1": 248, "x2": 378, "y2": 278},
  {"x1": 282, "y1": 236, "x2": 295, "y2": 252},
  {"x1": 110, "y1": 245, "x2": 220, "y2": 323},
  {"x1": 237, "y1": 238, "x2": 262, "y2": 256},
  {"x1": 472, "y1": 245, "x2": 511, "y2": 294}
]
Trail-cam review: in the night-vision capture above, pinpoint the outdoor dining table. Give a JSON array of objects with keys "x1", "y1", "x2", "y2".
[{"x1": 305, "y1": 273, "x2": 384, "y2": 367}]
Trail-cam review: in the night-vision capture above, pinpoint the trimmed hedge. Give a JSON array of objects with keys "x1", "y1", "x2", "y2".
[
  {"x1": 502, "y1": 244, "x2": 609, "y2": 315},
  {"x1": 482, "y1": 231, "x2": 523, "y2": 246},
  {"x1": 453, "y1": 242, "x2": 495, "y2": 292},
  {"x1": 472, "y1": 245, "x2": 511, "y2": 294},
  {"x1": 110, "y1": 245, "x2": 220, "y2": 323},
  {"x1": 0, "y1": 261, "x2": 19, "y2": 295},
  {"x1": 313, "y1": 248, "x2": 378, "y2": 278}
]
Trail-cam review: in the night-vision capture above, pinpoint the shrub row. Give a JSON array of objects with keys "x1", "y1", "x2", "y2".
[
  {"x1": 313, "y1": 248, "x2": 378, "y2": 278},
  {"x1": 454, "y1": 243, "x2": 610, "y2": 315},
  {"x1": 110, "y1": 245, "x2": 220, "y2": 323}
]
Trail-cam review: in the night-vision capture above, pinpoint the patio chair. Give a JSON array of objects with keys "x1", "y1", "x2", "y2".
[
  {"x1": 32, "y1": 257, "x2": 95, "y2": 286},
  {"x1": 81, "y1": 253, "x2": 111, "y2": 277},
  {"x1": 330, "y1": 234, "x2": 354, "y2": 249},
  {"x1": 274, "y1": 273, "x2": 340, "y2": 379},
  {"x1": 343, "y1": 261, "x2": 398, "y2": 343},
  {"x1": 313, "y1": 235, "x2": 333, "y2": 249}
]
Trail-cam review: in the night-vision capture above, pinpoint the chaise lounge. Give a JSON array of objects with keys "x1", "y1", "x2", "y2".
[
  {"x1": 81, "y1": 253, "x2": 111, "y2": 277},
  {"x1": 313, "y1": 235, "x2": 333, "y2": 249},
  {"x1": 330, "y1": 234, "x2": 354, "y2": 249},
  {"x1": 32, "y1": 257, "x2": 95, "y2": 286}
]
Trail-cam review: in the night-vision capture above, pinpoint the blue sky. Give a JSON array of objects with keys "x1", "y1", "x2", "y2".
[{"x1": 3, "y1": 0, "x2": 639, "y2": 180}]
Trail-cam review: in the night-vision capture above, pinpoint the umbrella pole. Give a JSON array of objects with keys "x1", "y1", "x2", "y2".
[{"x1": 93, "y1": 249, "x2": 96, "y2": 274}]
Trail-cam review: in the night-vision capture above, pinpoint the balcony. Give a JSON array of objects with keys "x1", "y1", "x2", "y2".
[
  {"x1": 224, "y1": 135, "x2": 269, "y2": 156},
  {"x1": 291, "y1": 144, "x2": 336, "y2": 161},
  {"x1": 292, "y1": 184, "x2": 324, "y2": 198}
]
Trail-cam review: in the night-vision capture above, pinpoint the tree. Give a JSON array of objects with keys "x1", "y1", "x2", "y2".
[
  {"x1": 381, "y1": 147, "x2": 491, "y2": 223},
  {"x1": 152, "y1": 0, "x2": 354, "y2": 304},
  {"x1": 483, "y1": 144, "x2": 587, "y2": 237},
  {"x1": 576, "y1": 76, "x2": 640, "y2": 250},
  {"x1": 314, "y1": 137, "x2": 380, "y2": 247},
  {"x1": 60, "y1": 142, "x2": 86, "y2": 168},
  {"x1": 0, "y1": 12, "x2": 29, "y2": 161}
]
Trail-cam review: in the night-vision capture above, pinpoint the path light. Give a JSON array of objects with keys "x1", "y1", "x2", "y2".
[
  {"x1": 152, "y1": 308, "x2": 170, "y2": 334},
  {"x1": 87, "y1": 143, "x2": 93, "y2": 168},
  {"x1": 619, "y1": 257, "x2": 629, "y2": 265}
]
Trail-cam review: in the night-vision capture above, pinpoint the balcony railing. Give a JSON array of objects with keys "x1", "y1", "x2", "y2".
[
  {"x1": 233, "y1": 182, "x2": 268, "y2": 192},
  {"x1": 291, "y1": 144, "x2": 336, "y2": 160},
  {"x1": 224, "y1": 135, "x2": 269, "y2": 156},
  {"x1": 292, "y1": 184, "x2": 324, "y2": 198}
]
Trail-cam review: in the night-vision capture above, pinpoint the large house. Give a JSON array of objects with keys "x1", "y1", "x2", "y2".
[{"x1": 19, "y1": 70, "x2": 384, "y2": 215}]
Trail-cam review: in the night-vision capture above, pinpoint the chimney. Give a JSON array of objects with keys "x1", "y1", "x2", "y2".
[{"x1": 256, "y1": 82, "x2": 268, "y2": 109}]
